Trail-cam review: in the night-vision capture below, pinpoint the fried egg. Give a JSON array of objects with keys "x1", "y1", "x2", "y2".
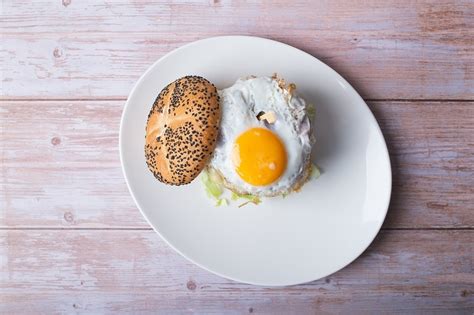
[{"x1": 209, "y1": 76, "x2": 313, "y2": 196}]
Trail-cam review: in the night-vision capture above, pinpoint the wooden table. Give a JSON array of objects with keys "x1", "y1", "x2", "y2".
[{"x1": 1, "y1": 1, "x2": 473, "y2": 313}]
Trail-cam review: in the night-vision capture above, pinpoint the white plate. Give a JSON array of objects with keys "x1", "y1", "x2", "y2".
[{"x1": 120, "y1": 36, "x2": 391, "y2": 286}]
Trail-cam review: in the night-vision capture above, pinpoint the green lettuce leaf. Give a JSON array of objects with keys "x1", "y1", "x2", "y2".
[
  {"x1": 216, "y1": 198, "x2": 228, "y2": 207},
  {"x1": 200, "y1": 170, "x2": 223, "y2": 199},
  {"x1": 231, "y1": 192, "x2": 261, "y2": 206},
  {"x1": 311, "y1": 163, "x2": 321, "y2": 179}
]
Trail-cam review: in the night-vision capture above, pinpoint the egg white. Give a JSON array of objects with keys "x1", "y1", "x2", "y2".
[{"x1": 209, "y1": 76, "x2": 313, "y2": 196}]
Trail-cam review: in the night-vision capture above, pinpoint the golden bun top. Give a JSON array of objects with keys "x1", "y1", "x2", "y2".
[{"x1": 145, "y1": 76, "x2": 220, "y2": 185}]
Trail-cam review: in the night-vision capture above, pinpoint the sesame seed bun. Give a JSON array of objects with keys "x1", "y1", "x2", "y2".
[{"x1": 145, "y1": 76, "x2": 220, "y2": 185}]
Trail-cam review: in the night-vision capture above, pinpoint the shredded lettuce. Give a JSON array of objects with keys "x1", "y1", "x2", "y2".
[
  {"x1": 232, "y1": 192, "x2": 260, "y2": 203},
  {"x1": 207, "y1": 168, "x2": 223, "y2": 185},
  {"x1": 238, "y1": 201, "x2": 252, "y2": 208},
  {"x1": 242, "y1": 195, "x2": 261, "y2": 204},
  {"x1": 200, "y1": 169, "x2": 223, "y2": 199},
  {"x1": 311, "y1": 163, "x2": 321, "y2": 179},
  {"x1": 201, "y1": 170, "x2": 262, "y2": 207},
  {"x1": 307, "y1": 103, "x2": 316, "y2": 120},
  {"x1": 216, "y1": 198, "x2": 228, "y2": 207},
  {"x1": 231, "y1": 192, "x2": 240, "y2": 201},
  {"x1": 231, "y1": 191, "x2": 261, "y2": 206},
  {"x1": 238, "y1": 199, "x2": 261, "y2": 208}
]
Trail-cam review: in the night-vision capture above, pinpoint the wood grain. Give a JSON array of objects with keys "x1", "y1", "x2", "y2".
[
  {"x1": 1, "y1": 0, "x2": 473, "y2": 99},
  {"x1": 2, "y1": 1, "x2": 473, "y2": 312},
  {"x1": 1, "y1": 100, "x2": 472, "y2": 228},
  {"x1": 1, "y1": 230, "x2": 473, "y2": 314},
  {"x1": 372, "y1": 101, "x2": 474, "y2": 228}
]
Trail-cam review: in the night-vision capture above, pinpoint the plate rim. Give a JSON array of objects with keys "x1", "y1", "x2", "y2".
[{"x1": 119, "y1": 35, "x2": 392, "y2": 286}]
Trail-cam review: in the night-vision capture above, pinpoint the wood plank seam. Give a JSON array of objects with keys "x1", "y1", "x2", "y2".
[
  {"x1": 1, "y1": 100, "x2": 473, "y2": 228},
  {"x1": 2, "y1": 98, "x2": 474, "y2": 102},
  {"x1": 0, "y1": 227, "x2": 472, "y2": 231}
]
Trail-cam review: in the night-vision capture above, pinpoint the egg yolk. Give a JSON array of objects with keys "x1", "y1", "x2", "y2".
[{"x1": 232, "y1": 128, "x2": 287, "y2": 186}]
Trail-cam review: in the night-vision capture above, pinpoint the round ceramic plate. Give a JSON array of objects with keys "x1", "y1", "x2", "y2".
[{"x1": 120, "y1": 36, "x2": 391, "y2": 286}]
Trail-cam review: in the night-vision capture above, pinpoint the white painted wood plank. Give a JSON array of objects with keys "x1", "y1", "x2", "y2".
[
  {"x1": 1, "y1": 230, "x2": 473, "y2": 314},
  {"x1": 1, "y1": 1, "x2": 473, "y2": 99},
  {"x1": 1, "y1": 100, "x2": 473, "y2": 228}
]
